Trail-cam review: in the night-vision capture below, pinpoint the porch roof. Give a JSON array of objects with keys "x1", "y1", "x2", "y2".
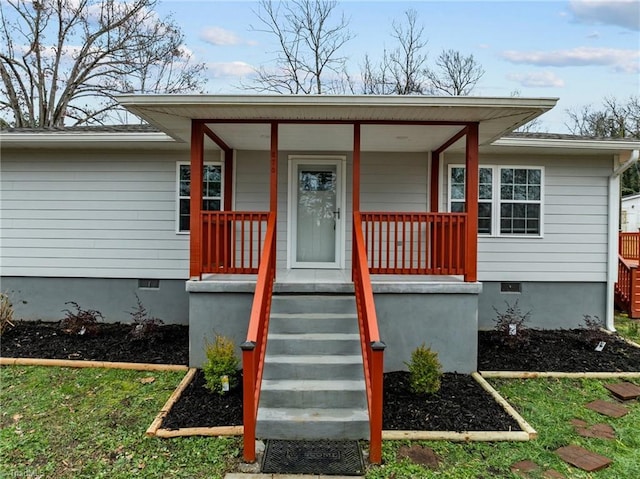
[{"x1": 117, "y1": 94, "x2": 557, "y2": 152}]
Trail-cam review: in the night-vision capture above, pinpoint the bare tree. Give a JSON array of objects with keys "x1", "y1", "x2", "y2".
[
  {"x1": 510, "y1": 90, "x2": 547, "y2": 133},
  {"x1": 361, "y1": 9, "x2": 427, "y2": 95},
  {"x1": 565, "y1": 96, "x2": 640, "y2": 139},
  {"x1": 247, "y1": 0, "x2": 352, "y2": 94},
  {"x1": 0, "y1": 0, "x2": 206, "y2": 128},
  {"x1": 425, "y1": 49, "x2": 485, "y2": 96}
]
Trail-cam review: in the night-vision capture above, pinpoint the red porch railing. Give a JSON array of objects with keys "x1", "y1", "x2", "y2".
[
  {"x1": 619, "y1": 232, "x2": 640, "y2": 261},
  {"x1": 201, "y1": 211, "x2": 269, "y2": 274},
  {"x1": 360, "y1": 212, "x2": 467, "y2": 275},
  {"x1": 240, "y1": 213, "x2": 276, "y2": 462},
  {"x1": 353, "y1": 212, "x2": 385, "y2": 464}
]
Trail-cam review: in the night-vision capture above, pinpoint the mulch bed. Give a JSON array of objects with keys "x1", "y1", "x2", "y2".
[
  {"x1": 0, "y1": 320, "x2": 189, "y2": 365},
  {"x1": 158, "y1": 370, "x2": 520, "y2": 432},
  {"x1": 478, "y1": 329, "x2": 640, "y2": 372},
  {"x1": 4, "y1": 322, "x2": 640, "y2": 433},
  {"x1": 383, "y1": 372, "x2": 520, "y2": 431},
  {"x1": 161, "y1": 370, "x2": 243, "y2": 429}
]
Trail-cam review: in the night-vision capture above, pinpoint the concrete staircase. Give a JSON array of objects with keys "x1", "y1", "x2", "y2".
[{"x1": 256, "y1": 294, "x2": 369, "y2": 440}]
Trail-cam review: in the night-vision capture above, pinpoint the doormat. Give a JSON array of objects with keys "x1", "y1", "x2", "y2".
[{"x1": 261, "y1": 439, "x2": 365, "y2": 475}]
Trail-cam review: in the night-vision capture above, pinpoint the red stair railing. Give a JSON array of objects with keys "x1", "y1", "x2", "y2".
[
  {"x1": 353, "y1": 212, "x2": 385, "y2": 464},
  {"x1": 240, "y1": 213, "x2": 276, "y2": 462}
]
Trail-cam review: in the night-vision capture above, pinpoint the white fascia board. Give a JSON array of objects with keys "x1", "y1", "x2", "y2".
[
  {"x1": 493, "y1": 137, "x2": 640, "y2": 151},
  {"x1": 0, "y1": 131, "x2": 177, "y2": 146},
  {"x1": 118, "y1": 93, "x2": 558, "y2": 107}
]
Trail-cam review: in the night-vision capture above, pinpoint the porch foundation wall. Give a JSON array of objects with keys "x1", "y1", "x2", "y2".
[
  {"x1": 0, "y1": 276, "x2": 189, "y2": 324},
  {"x1": 188, "y1": 290, "x2": 254, "y2": 367},
  {"x1": 477, "y1": 281, "x2": 607, "y2": 330},
  {"x1": 374, "y1": 289, "x2": 480, "y2": 374}
]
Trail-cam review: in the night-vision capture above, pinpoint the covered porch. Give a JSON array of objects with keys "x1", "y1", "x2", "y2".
[{"x1": 120, "y1": 94, "x2": 556, "y2": 464}]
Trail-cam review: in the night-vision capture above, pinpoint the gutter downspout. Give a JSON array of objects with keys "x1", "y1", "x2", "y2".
[{"x1": 608, "y1": 149, "x2": 640, "y2": 331}]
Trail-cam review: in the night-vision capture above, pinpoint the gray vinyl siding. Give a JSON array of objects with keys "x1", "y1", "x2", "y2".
[
  {"x1": 1, "y1": 148, "x2": 190, "y2": 278},
  {"x1": 233, "y1": 150, "x2": 428, "y2": 271},
  {"x1": 443, "y1": 153, "x2": 611, "y2": 282}
]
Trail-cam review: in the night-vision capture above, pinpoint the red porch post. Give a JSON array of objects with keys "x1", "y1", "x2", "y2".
[
  {"x1": 352, "y1": 123, "x2": 361, "y2": 279},
  {"x1": 430, "y1": 151, "x2": 439, "y2": 213},
  {"x1": 190, "y1": 120, "x2": 205, "y2": 279},
  {"x1": 224, "y1": 149, "x2": 233, "y2": 211},
  {"x1": 464, "y1": 123, "x2": 479, "y2": 282}
]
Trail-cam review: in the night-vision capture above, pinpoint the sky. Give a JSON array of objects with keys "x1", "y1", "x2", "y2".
[{"x1": 153, "y1": 0, "x2": 640, "y2": 133}]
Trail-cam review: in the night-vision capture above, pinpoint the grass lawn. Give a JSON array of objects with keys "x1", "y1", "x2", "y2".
[
  {"x1": 615, "y1": 314, "x2": 640, "y2": 343},
  {"x1": 368, "y1": 377, "x2": 640, "y2": 478},
  {"x1": 1, "y1": 367, "x2": 638, "y2": 478},
  {"x1": 0, "y1": 367, "x2": 241, "y2": 478}
]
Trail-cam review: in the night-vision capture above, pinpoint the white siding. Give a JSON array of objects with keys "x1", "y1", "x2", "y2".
[
  {"x1": 1, "y1": 148, "x2": 190, "y2": 278},
  {"x1": 443, "y1": 153, "x2": 612, "y2": 282}
]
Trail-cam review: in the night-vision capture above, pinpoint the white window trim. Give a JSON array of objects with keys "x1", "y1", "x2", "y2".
[
  {"x1": 176, "y1": 160, "x2": 224, "y2": 235},
  {"x1": 447, "y1": 164, "x2": 545, "y2": 238}
]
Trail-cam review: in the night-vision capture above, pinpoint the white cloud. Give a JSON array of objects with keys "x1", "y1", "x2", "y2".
[
  {"x1": 208, "y1": 61, "x2": 255, "y2": 78},
  {"x1": 507, "y1": 71, "x2": 565, "y2": 88},
  {"x1": 569, "y1": 0, "x2": 640, "y2": 31},
  {"x1": 200, "y1": 27, "x2": 257, "y2": 46},
  {"x1": 502, "y1": 47, "x2": 639, "y2": 73}
]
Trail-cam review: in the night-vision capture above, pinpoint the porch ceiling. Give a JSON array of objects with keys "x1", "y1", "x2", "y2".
[{"x1": 118, "y1": 94, "x2": 558, "y2": 152}]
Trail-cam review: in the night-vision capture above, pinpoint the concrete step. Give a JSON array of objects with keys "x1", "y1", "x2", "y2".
[
  {"x1": 270, "y1": 295, "x2": 356, "y2": 315},
  {"x1": 266, "y1": 333, "x2": 361, "y2": 355},
  {"x1": 260, "y1": 379, "x2": 367, "y2": 409},
  {"x1": 262, "y1": 354, "x2": 363, "y2": 380},
  {"x1": 256, "y1": 407, "x2": 369, "y2": 440},
  {"x1": 269, "y1": 313, "x2": 359, "y2": 334}
]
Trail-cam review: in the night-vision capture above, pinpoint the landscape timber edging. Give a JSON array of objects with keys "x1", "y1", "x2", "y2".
[
  {"x1": 480, "y1": 371, "x2": 640, "y2": 379},
  {"x1": 146, "y1": 367, "x2": 244, "y2": 438},
  {"x1": 0, "y1": 357, "x2": 189, "y2": 371},
  {"x1": 381, "y1": 372, "x2": 536, "y2": 442}
]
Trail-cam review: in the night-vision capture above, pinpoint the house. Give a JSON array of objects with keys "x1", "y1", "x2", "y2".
[
  {"x1": 622, "y1": 193, "x2": 640, "y2": 232},
  {"x1": 2, "y1": 95, "x2": 639, "y2": 461}
]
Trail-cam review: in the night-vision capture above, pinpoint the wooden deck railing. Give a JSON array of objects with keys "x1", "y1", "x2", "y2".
[
  {"x1": 619, "y1": 232, "x2": 640, "y2": 261},
  {"x1": 615, "y1": 255, "x2": 640, "y2": 319},
  {"x1": 360, "y1": 212, "x2": 467, "y2": 275},
  {"x1": 240, "y1": 213, "x2": 276, "y2": 462},
  {"x1": 201, "y1": 211, "x2": 269, "y2": 275},
  {"x1": 353, "y1": 212, "x2": 385, "y2": 464}
]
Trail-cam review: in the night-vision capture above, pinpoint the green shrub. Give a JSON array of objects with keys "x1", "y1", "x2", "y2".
[
  {"x1": 405, "y1": 343, "x2": 442, "y2": 395},
  {"x1": 0, "y1": 292, "x2": 14, "y2": 335},
  {"x1": 203, "y1": 334, "x2": 239, "y2": 395}
]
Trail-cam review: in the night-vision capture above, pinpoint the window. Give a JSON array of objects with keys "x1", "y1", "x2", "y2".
[
  {"x1": 448, "y1": 165, "x2": 543, "y2": 237},
  {"x1": 449, "y1": 166, "x2": 495, "y2": 234},
  {"x1": 177, "y1": 163, "x2": 222, "y2": 232}
]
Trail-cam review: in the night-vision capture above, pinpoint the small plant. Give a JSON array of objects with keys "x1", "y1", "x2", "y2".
[
  {"x1": 581, "y1": 314, "x2": 607, "y2": 344},
  {"x1": 0, "y1": 292, "x2": 15, "y2": 335},
  {"x1": 128, "y1": 294, "x2": 163, "y2": 339},
  {"x1": 203, "y1": 334, "x2": 239, "y2": 395},
  {"x1": 493, "y1": 300, "x2": 531, "y2": 348},
  {"x1": 405, "y1": 343, "x2": 442, "y2": 395},
  {"x1": 60, "y1": 301, "x2": 103, "y2": 336}
]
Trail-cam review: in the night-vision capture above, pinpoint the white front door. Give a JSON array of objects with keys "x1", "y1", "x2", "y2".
[{"x1": 289, "y1": 157, "x2": 345, "y2": 269}]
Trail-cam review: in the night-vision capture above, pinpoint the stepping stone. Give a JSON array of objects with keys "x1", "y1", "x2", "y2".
[
  {"x1": 556, "y1": 445, "x2": 612, "y2": 472},
  {"x1": 510, "y1": 460, "x2": 565, "y2": 478},
  {"x1": 585, "y1": 399, "x2": 629, "y2": 418},
  {"x1": 570, "y1": 419, "x2": 616, "y2": 440},
  {"x1": 604, "y1": 382, "x2": 640, "y2": 401}
]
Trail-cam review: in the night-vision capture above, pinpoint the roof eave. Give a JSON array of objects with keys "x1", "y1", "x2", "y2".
[{"x1": 492, "y1": 136, "x2": 640, "y2": 152}]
